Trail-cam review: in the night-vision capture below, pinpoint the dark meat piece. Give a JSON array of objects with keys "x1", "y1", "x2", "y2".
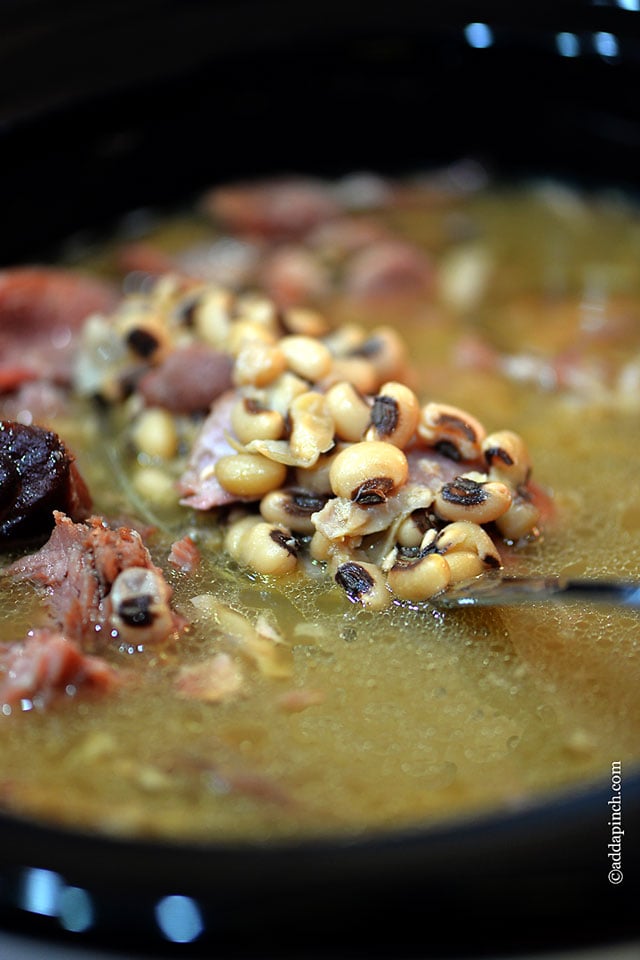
[
  {"x1": 5, "y1": 511, "x2": 185, "y2": 647},
  {"x1": 0, "y1": 421, "x2": 92, "y2": 542},
  {"x1": 0, "y1": 628, "x2": 119, "y2": 709},
  {"x1": 137, "y1": 343, "x2": 234, "y2": 414},
  {"x1": 0, "y1": 267, "x2": 118, "y2": 385}
]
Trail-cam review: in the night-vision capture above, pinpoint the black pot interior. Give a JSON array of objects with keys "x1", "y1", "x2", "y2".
[
  {"x1": 3, "y1": 1, "x2": 640, "y2": 261},
  {"x1": 1, "y1": 1, "x2": 640, "y2": 955}
]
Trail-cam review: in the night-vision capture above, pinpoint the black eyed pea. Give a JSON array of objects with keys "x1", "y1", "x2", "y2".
[
  {"x1": 260, "y1": 488, "x2": 329, "y2": 535},
  {"x1": 233, "y1": 293, "x2": 279, "y2": 334},
  {"x1": 231, "y1": 397, "x2": 286, "y2": 445},
  {"x1": 353, "y1": 326, "x2": 407, "y2": 383},
  {"x1": 238, "y1": 521, "x2": 298, "y2": 576},
  {"x1": 495, "y1": 493, "x2": 541, "y2": 542},
  {"x1": 279, "y1": 335, "x2": 333, "y2": 383},
  {"x1": 323, "y1": 322, "x2": 367, "y2": 357},
  {"x1": 434, "y1": 476, "x2": 511, "y2": 524},
  {"x1": 483, "y1": 430, "x2": 531, "y2": 486},
  {"x1": 325, "y1": 381, "x2": 371, "y2": 442},
  {"x1": 215, "y1": 453, "x2": 288, "y2": 499},
  {"x1": 233, "y1": 341, "x2": 286, "y2": 388},
  {"x1": 334, "y1": 560, "x2": 393, "y2": 610},
  {"x1": 226, "y1": 318, "x2": 277, "y2": 355},
  {"x1": 131, "y1": 407, "x2": 179, "y2": 460},
  {"x1": 264, "y1": 371, "x2": 310, "y2": 417},
  {"x1": 288, "y1": 392, "x2": 335, "y2": 466},
  {"x1": 396, "y1": 508, "x2": 435, "y2": 548},
  {"x1": 386, "y1": 551, "x2": 451, "y2": 601},
  {"x1": 329, "y1": 441, "x2": 409, "y2": 504},
  {"x1": 193, "y1": 288, "x2": 235, "y2": 347},
  {"x1": 366, "y1": 381, "x2": 420, "y2": 449},
  {"x1": 109, "y1": 566, "x2": 175, "y2": 644},
  {"x1": 328, "y1": 356, "x2": 379, "y2": 395},
  {"x1": 418, "y1": 402, "x2": 487, "y2": 462},
  {"x1": 309, "y1": 529, "x2": 334, "y2": 562},
  {"x1": 433, "y1": 520, "x2": 502, "y2": 569},
  {"x1": 224, "y1": 514, "x2": 263, "y2": 560},
  {"x1": 294, "y1": 443, "x2": 349, "y2": 495},
  {"x1": 441, "y1": 551, "x2": 486, "y2": 583},
  {"x1": 282, "y1": 306, "x2": 330, "y2": 338},
  {"x1": 120, "y1": 315, "x2": 171, "y2": 362}
]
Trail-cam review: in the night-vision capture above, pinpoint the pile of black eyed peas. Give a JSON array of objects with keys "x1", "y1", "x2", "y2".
[{"x1": 75, "y1": 276, "x2": 542, "y2": 609}]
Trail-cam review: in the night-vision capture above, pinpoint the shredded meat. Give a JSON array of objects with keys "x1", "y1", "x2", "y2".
[
  {"x1": 168, "y1": 535, "x2": 200, "y2": 573},
  {"x1": 4, "y1": 511, "x2": 184, "y2": 647},
  {"x1": 0, "y1": 421, "x2": 92, "y2": 542},
  {"x1": 0, "y1": 628, "x2": 119, "y2": 709}
]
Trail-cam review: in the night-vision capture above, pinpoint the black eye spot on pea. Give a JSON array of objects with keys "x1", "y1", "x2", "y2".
[
  {"x1": 117, "y1": 594, "x2": 155, "y2": 627},
  {"x1": 270, "y1": 529, "x2": 298, "y2": 556},
  {"x1": 350, "y1": 335, "x2": 383, "y2": 358},
  {"x1": 285, "y1": 490, "x2": 328, "y2": 517},
  {"x1": 440, "y1": 477, "x2": 487, "y2": 506},
  {"x1": 370, "y1": 395, "x2": 399, "y2": 437},
  {"x1": 352, "y1": 476, "x2": 395, "y2": 504},
  {"x1": 435, "y1": 413, "x2": 477, "y2": 442},
  {"x1": 482, "y1": 553, "x2": 501, "y2": 568},
  {"x1": 335, "y1": 562, "x2": 375, "y2": 601},
  {"x1": 484, "y1": 445, "x2": 514, "y2": 468},
  {"x1": 127, "y1": 327, "x2": 160, "y2": 358},
  {"x1": 434, "y1": 440, "x2": 461, "y2": 462}
]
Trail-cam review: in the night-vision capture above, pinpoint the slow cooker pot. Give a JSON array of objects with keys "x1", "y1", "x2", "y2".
[{"x1": 1, "y1": 2, "x2": 639, "y2": 955}]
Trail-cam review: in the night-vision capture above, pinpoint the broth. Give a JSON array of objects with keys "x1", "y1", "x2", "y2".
[{"x1": 1, "y1": 173, "x2": 639, "y2": 841}]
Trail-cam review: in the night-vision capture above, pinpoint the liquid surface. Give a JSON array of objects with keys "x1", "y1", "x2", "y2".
[{"x1": 1, "y1": 174, "x2": 639, "y2": 842}]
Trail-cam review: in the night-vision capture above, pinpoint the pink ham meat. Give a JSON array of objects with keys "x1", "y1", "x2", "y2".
[
  {"x1": 137, "y1": 343, "x2": 233, "y2": 414},
  {"x1": 343, "y1": 239, "x2": 435, "y2": 300},
  {"x1": 0, "y1": 267, "x2": 118, "y2": 387},
  {"x1": 202, "y1": 178, "x2": 341, "y2": 240},
  {"x1": 178, "y1": 390, "x2": 239, "y2": 509},
  {"x1": 0, "y1": 628, "x2": 119, "y2": 709},
  {"x1": 5, "y1": 511, "x2": 184, "y2": 647}
]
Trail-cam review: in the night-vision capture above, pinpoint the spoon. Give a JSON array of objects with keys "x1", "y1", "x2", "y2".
[{"x1": 435, "y1": 574, "x2": 640, "y2": 609}]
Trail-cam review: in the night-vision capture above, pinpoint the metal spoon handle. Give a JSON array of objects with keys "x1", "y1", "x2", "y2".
[{"x1": 438, "y1": 576, "x2": 640, "y2": 609}]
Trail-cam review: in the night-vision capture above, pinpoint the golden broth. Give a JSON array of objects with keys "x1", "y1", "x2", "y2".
[{"x1": 1, "y1": 178, "x2": 639, "y2": 841}]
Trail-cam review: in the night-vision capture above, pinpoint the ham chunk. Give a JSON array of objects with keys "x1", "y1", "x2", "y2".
[
  {"x1": 0, "y1": 267, "x2": 118, "y2": 385},
  {"x1": 137, "y1": 343, "x2": 233, "y2": 414},
  {"x1": 0, "y1": 628, "x2": 119, "y2": 710},
  {"x1": 202, "y1": 178, "x2": 341, "y2": 240},
  {"x1": 4, "y1": 511, "x2": 185, "y2": 648}
]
